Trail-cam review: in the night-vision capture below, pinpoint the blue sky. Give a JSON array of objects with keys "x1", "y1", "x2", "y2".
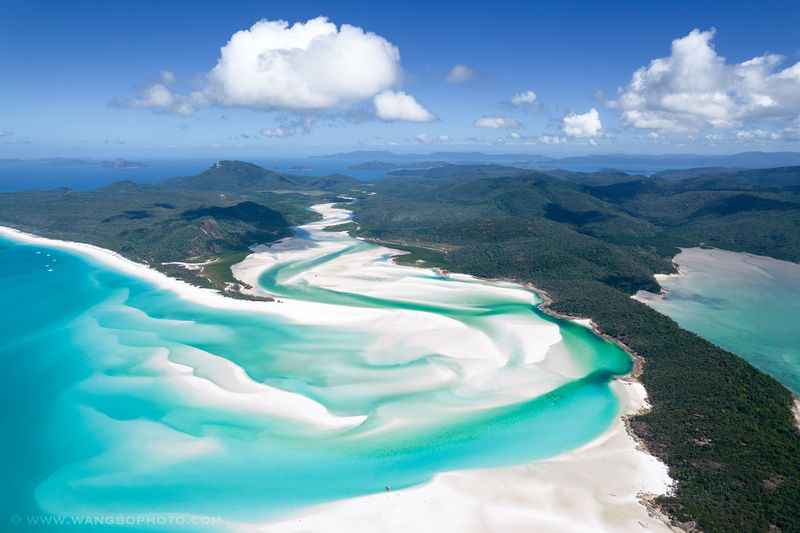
[{"x1": 2, "y1": 0, "x2": 800, "y2": 158}]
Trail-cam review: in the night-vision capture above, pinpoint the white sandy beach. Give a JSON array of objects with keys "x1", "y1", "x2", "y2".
[
  {"x1": 238, "y1": 381, "x2": 672, "y2": 533},
  {"x1": 794, "y1": 398, "x2": 800, "y2": 430},
  {"x1": 0, "y1": 205, "x2": 674, "y2": 532}
]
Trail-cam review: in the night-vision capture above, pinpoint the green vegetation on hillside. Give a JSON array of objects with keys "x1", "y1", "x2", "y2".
[
  {"x1": 322, "y1": 221, "x2": 359, "y2": 233},
  {"x1": 0, "y1": 162, "x2": 364, "y2": 294},
  {"x1": 164, "y1": 160, "x2": 361, "y2": 192}
]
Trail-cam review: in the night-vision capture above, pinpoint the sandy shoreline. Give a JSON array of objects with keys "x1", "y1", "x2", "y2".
[
  {"x1": 245, "y1": 378, "x2": 673, "y2": 533},
  {"x1": 794, "y1": 398, "x2": 800, "y2": 431},
  {"x1": 0, "y1": 210, "x2": 675, "y2": 532},
  {"x1": 0, "y1": 225, "x2": 395, "y2": 328},
  {"x1": 525, "y1": 283, "x2": 652, "y2": 381},
  {"x1": 0, "y1": 226, "x2": 274, "y2": 313}
]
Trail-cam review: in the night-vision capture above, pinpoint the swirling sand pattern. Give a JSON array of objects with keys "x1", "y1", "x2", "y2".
[{"x1": 0, "y1": 205, "x2": 667, "y2": 532}]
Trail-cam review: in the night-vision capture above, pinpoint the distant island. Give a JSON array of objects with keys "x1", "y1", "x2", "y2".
[
  {"x1": 101, "y1": 158, "x2": 146, "y2": 169},
  {"x1": 0, "y1": 157, "x2": 147, "y2": 169},
  {"x1": 346, "y1": 160, "x2": 449, "y2": 172},
  {"x1": 320, "y1": 150, "x2": 800, "y2": 173}
]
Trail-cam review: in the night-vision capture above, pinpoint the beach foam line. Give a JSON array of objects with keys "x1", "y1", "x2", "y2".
[
  {"x1": 0, "y1": 225, "x2": 280, "y2": 313},
  {"x1": 0, "y1": 225, "x2": 400, "y2": 327}
]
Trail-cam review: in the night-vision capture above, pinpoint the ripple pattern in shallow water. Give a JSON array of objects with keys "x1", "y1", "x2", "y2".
[{"x1": 0, "y1": 204, "x2": 632, "y2": 531}]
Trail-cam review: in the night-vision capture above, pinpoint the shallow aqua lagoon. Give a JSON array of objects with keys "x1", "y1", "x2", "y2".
[
  {"x1": 640, "y1": 248, "x2": 800, "y2": 394},
  {"x1": 0, "y1": 214, "x2": 631, "y2": 531}
]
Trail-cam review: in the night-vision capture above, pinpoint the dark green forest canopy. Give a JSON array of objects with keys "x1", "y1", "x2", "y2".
[{"x1": 0, "y1": 162, "x2": 364, "y2": 293}]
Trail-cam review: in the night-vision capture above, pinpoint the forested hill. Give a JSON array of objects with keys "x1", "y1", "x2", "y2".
[
  {"x1": 0, "y1": 161, "x2": 365, "y2": 294},
  {"x1": 562, "y1": 165, "x2": 800, "y2": 261},
  {"x1": 375, "y1": 162, "x2": 800, "y2": 262},
  {"x1": 318, "y1": 150, "x2": 800, "y2": 170},
  {"x1": 348, "y1": 163, "x2": 800, "y2": 532},
  {"x1": 164, "y1": 160, "x2": 360, "y2": 192}
]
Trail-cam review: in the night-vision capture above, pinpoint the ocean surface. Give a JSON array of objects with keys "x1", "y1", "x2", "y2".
[
  {"x1": 638, "y1": 247, "x2": 800, "y2": 394},
  {"x1": 0, "y1": 204, "x2": 633, "y2": 531}
]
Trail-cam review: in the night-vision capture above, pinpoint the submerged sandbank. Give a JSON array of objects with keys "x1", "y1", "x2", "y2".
[{"x1": 635, "y1": 246, "x2": 800, "y2": 395}]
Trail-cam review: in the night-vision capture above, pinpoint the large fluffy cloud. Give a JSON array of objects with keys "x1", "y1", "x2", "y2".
[
  {"x1": 373, "y1": 91, "x2": 435, "y2": 122},
  {"x1": 126, "y1": 17, "x2": 432, "y2": 122},
  {"x1": 208, "y1": 17, "x2": 400, "y2": 109},
  {"x1": 473, "y1": 116, "x2": 522, "y2": 129},
  {"x1": 612, "y1": 29, "x2": 800, "y2": 132},
  {"x1": 562, "y1": 108, "x2": 602, "y2": 137}
]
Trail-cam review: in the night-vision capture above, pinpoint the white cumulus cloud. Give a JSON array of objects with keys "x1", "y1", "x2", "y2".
[
  {"x1": 374, "y1": 91, "x2": 435, "y2": 122},
  {"x1": 125, "y1": 17, "x2": 432, "y2": 122},
  {"x1": 511, "y1": 90, "x2": 537, "y2": 106},
  {"x1": 562, "y1": 108, "x2": 602, "y2": 137},
  {"x1": 207, "y1": 17, "x2": 400, "y2": 110},
  {"x1": 473, "y1": 116, "x2": 522, "y2": 129},
  {"x1": 127, "y1": 82, "x2": 203, "y2": 115},
  {"x1": 611, "y1": 28, "x2": 800, "y2": 132},
  {"x1": 446, "y1": 64, "x2": 474, "y2": 83}
]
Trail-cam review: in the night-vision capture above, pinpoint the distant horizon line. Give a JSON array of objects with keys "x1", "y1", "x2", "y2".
[{"x1": 4, "y1": 149, "x2": 800, "y2": 163}]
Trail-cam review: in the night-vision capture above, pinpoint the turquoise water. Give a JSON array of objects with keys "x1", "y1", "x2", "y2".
[
  {"x1": 640, "y1": 247, "x2": 800, "y2": 394},
  {"x1": 0, "y1": 207, "x2": 632, "y2": 531}
]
